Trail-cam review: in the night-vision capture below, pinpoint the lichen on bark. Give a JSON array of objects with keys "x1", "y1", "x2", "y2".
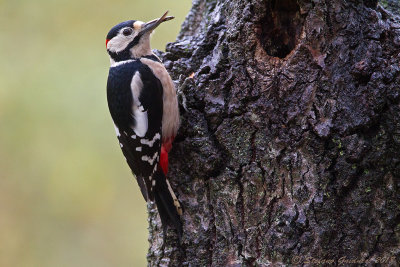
[{"x1": 148, "y1": 0, "x2": 400, "y2": 266}]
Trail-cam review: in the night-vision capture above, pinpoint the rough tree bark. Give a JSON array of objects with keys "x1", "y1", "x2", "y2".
[{"x1": 147, "y1": 0, "x2": 400, "y2": 265}]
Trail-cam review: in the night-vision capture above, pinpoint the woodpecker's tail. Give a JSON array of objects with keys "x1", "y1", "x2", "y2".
[{"x1": 153, "y1": 169, "x2": 183, "y2": 240}]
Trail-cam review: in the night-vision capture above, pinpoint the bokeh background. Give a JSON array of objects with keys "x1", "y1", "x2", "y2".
[{"x1": 0, "y1": 0, "x2": 191, "y2": 266}]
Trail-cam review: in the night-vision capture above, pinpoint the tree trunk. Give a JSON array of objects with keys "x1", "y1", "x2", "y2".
[{"x1": 147, "y1": 0, "x2": 400, "y2": 265}]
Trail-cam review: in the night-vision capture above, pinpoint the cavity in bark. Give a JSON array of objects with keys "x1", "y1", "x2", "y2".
[{"x1": 257, "y1": 0, "x2": 304, "y2": 58}]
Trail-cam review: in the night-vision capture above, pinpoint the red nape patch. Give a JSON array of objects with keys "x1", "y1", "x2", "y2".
[
  {"x1": 105, "y1": 39, "x2": 110, "y2": 48},
  {"x1": 160, "y1": 145, "x2": 169, "y2": 175}
]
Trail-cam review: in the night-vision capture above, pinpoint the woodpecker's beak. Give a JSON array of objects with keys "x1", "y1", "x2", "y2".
[{"x1": 141, "y1": 11, "x2": 174, "y2": 34}]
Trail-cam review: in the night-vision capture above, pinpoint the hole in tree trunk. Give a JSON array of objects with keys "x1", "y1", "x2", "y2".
[{"x1": 257, "y1": 0, "x2": 304, "y2": 58}]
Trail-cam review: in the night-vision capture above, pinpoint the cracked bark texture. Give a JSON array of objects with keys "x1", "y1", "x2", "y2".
[{"x1": 147, "y1": 0, "x2": 400, "y2": 266}]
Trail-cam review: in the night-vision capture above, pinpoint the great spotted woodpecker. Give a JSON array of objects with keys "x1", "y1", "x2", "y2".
[{"x1": 105, "y1": 11, "x2": 182, "y2": 239}]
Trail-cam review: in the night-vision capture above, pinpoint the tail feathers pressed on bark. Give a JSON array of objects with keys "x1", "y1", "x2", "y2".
[{"x1": 153, "y1": 169, "x2": 183, "y2": 241}]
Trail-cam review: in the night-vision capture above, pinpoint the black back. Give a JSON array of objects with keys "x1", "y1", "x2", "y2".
[{"x1": 107, "y1": 60, "x2": 163, "y2": 201}]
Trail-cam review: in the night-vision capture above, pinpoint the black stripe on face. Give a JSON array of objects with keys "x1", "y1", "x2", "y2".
[{"x1": 107, "y1": 35, "x2": 142, "y2": 62}]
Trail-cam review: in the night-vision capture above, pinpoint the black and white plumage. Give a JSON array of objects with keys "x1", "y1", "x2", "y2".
[
  {"x1": 105, "y1": 12, "x2": 182, "y2": 240},
  {"x1": 108, "y1": 60, "x2": 163, "y2": 200}
]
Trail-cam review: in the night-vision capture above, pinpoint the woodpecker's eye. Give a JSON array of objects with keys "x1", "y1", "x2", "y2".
[{"x1": 123, "y1": 28, "x2": 133, "y2": 36}]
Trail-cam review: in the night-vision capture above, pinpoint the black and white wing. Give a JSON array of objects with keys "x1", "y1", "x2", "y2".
[{"x1": 107, "y1": 60, "x2": 163, "y2": 201}]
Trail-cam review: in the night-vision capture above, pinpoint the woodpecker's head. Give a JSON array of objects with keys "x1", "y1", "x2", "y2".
[{"x1": 106, "y1": 11, "x2": 174, "y2": 63}]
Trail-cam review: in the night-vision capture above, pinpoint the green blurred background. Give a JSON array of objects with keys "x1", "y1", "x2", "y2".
[{"x1": 0, "y1": 0, "x2": 191, "y2": 266}]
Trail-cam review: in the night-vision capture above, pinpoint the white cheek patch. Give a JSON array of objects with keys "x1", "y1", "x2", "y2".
[
  {"x1": 107, "y1": 34, "x2": 132, "y2": 52},
  {"x1": 131, "y1": 72, "x2": 148, "y2": 137}
]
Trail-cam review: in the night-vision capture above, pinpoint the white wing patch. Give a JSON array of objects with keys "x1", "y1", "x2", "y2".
[
  {"x1": 114, "y1": 124, "x2": 121, "y2": 137},
  {"x1": 141, "y1": 152, "x2": 159, "y2": 165},
  {"x1": 132, "y1": 107, "x2": 148, "y2": 137},
  {"x1": 140, "y1": 133, "x2": 161, "y2": 147},
  {"x1": 153, "y1": 164, "x2": 157, "y2": 174},
  {"x1": 130, "y1": 72, "x2": 148, "y2": 137}
]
